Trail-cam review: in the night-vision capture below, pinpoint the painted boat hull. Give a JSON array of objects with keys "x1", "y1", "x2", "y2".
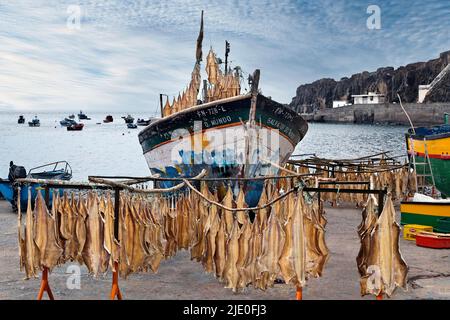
[
  {"x1": 138, "y1": 94, "x2": 308, "y2": 206},
  {"x1": 0, "y1": 180, "x2": 60, "y2": 210},
  {"x1": 400, "y1": 201, "x2": 450, "y2": 227},
  {"x1": 406, "y1": 127, "x2": 450, "y2": 197}
]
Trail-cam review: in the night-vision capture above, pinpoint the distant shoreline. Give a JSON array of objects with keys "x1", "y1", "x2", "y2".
[{"x1": 299, "y1": 102, "x2": 450, "y2": 127}]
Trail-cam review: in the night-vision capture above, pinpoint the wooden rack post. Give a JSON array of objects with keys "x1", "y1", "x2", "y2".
[
  {"x1": 296, "y1": 286, "x2": 303, "y2": 300},
  {"x1": 37, "y1": 267, "x2": 54, "y2": 300},
  {"x1": 110, "y1": 188, "x2": 123, "y2": 300}
]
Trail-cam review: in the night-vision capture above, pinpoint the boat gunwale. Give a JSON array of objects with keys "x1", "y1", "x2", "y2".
[
  {"x1": 401, "y1": 201, "x2": 450, "y2": 206},
  {"x1": 406, "y1": 131, "x2": 450, "y2": 141},
  {"x1": 138, "y1": 93, "x2": 308, "y2": 142},
  {"x1": 138, "y1": 93, "x2": 252, "y2": 137}
]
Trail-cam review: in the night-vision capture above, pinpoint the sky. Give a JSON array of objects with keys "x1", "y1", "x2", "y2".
[{"x1": 0, "y1": 0, "x2": 449, "y2": 114}]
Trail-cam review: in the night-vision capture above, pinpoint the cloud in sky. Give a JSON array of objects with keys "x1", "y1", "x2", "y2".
[{"x1": 0, "y1": 0, "x2": 448, "y2": 113}]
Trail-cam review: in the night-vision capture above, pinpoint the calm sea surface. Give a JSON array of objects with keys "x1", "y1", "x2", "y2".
[{"x1": 0, "y1": 112, "x2": 409, "y2": 181}]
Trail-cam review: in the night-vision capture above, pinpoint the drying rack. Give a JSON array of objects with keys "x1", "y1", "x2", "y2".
[{"x1": 16, "y1": 171, "x2": 387, "y2": 301}]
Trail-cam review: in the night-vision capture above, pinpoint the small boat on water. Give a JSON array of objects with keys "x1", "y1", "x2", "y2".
[
  {"x1": 18, "y1": 115, "x2": 25, "y2": 124},
  {"x1": 405, "y1": 116, "x2": 450, "y2": 198},
  {"x1": 28, "y1": 116, "x2": 40, "y2": 127},
  {"x1": 60, "y1": 118, "x2": 77, "y2": 127},
  {"x1": 67, "y1": 123, "x2": 84, "y2": 131},
  {"x1": 127, "y1": 123, "x2": 138, "y2": 129},
  {"x1": 68, "y1": 114, "x2": 75, "y2": 119},
  {"x1": 78, "y1": 110, "x2": 91, "y2": 120},
  {"x1": 122, "y1": 114, "x2": 135, "y2": 124},
  {"x1": 137, "y1": 12, "x2": 308, "y2": 207},
  {"x1": 0, "y1": 161, "x2": 72, "y2": 211},
  {"x1": 137, "y1": 118, "x2": 154, "y2": 126},
  {"x1": 103, "y1": 115, "x2": 113, "y2": 123}
]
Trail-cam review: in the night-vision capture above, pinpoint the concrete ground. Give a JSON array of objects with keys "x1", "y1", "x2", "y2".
[{"x1": 0, "y1": 199, "x2": 449, "y2": 300}]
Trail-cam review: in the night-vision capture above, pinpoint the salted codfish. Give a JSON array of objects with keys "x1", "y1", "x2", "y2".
[
  {"x1": 202, "y1": 203, "x2": 220, "y2": 274},
  {"x1": 257, "y1": 205, "x2": 286, "y2": 289},
  {"x1": 221, "y1": 186, "x2": 235, "y2": 236},
  {"x1": 23, "y1": 188, "x2": 40, "y2": 279},
  {"x1": 82, "y1": 192, "x2": 110, "y2": 276},
  {"x1": 362, "y1": 196, "x2": 408, "y2": 297},
  {"x1": 235, "y1": 187, "x2": 248, "y2": 225},
  {"x1": 36, "y1": 191, "x2": 63, "y2": 271},
  {"x1": 223, "y1": 219, "x2": 241, "y2": 292},
  {"x1": 356, "y1": 195, "x2": 378, "y2": 277},
  {"x1": 214, "y1": 215, "x2": 227, "y2": 280},
  {"x1": 236, "y1": 218, "x2": 252, "y2": 288}
]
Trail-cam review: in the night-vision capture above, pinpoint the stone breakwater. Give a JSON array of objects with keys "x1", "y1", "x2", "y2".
[{"x1": 301, "y1": 103, "x2": 450, "y2": 126}]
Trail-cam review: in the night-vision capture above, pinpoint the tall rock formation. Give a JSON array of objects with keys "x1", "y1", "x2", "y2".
[{"x1": 290, "y1": 51, "x2": 450, "y2": 113}]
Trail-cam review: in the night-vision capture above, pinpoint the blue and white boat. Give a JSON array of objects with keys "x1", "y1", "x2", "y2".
[
  {"x1": 137, "y1": 13, "x2": 308, "y2": 206},
  {"x1": 0, "y1": 161, "x2": 72, "y2": 211}
]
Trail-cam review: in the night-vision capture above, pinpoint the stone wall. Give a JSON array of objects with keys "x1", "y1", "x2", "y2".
[{"x1": 302, "y1": 103, "x2": 450, "y2": 126}]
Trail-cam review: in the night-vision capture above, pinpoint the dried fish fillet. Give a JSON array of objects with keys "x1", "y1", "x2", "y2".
[
  {"x1": 362, "y1": 196, "x2": 408, "y2": 297},
  {"x1": 223, "y1": 220, "x2": 241, "y2": 292}
]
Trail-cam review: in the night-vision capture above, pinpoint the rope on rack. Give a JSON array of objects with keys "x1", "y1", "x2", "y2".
[{"x1": 182, "y1": 178, "x2": 300, "y2": 212}]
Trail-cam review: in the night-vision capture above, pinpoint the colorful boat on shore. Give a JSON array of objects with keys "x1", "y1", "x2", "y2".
[
  {"x1": 138, "y1": 12, "x2": 308, "y2": 206},
  {"x1": 400, "y1": 199, "x2": 450, "y2": 228},
  {"x1": 405, "y1": 121, "x2": 450, "y2": 198}
]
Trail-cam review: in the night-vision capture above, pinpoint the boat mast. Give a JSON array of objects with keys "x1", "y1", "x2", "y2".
[
  {"x1": 224, "y1": 40, "x2": 230, "y2": 75},
  {"x1": 248, "y1": 69, "x2": 260, "y2": 126}
]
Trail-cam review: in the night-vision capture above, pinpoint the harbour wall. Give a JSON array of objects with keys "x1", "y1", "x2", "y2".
[{"x1": 301, "y1": 103, "x2": 450, "y2": 126}]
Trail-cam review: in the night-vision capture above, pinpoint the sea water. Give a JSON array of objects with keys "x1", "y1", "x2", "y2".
[{"x1": 0, "y1": 112, "x2": 409, "y2": 181}]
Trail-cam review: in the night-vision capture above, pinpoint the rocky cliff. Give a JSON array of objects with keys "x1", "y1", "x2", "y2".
[{"x1": 290, "y1": 50, "x2": 450, "y2": 113}]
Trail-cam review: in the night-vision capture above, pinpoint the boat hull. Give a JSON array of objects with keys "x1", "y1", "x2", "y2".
[
  {"x1": 138, "y1": 94, "x2": 308, "y2": 206},
  {"x1": 406, "y1": 130, "x2": 450, "y2": 197},
  {"x1": 0, "y1": 181, "x2": 60, "y2": 210},
  {"x1": 400, "y1": 201, "x2": 450, "y2": 227}
]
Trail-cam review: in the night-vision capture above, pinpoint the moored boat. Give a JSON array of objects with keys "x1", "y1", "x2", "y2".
[
  {"x1": 137, "y1": 118, "x2": 154, "y2": 126},
  {"x1": 78, "y1": 110, "x2": 91, "y2": 120},
  {"x1": 122, "y1": 114, "x2": 135, "y2": 124},
  {"x1": 60, "y1": 118, "x2": 77, "y2": 127},
  {"x1": 28, "y1": 116, "x2": 40, "y2": 127},
  {"x1": 405, "y1": 120, "x2": 450, "y2": 197},
  {"x1": 17, "y1": 115, "x2": 25, "y2": 124},
  {"x1": 137, "y1": 12, "x2": 308, "y2": 206},
  {"x1": 401, "y1": 196, "x2": 450, "y2": 228},
  {"x1": 68, "y1": 114, "x2": 75, "y2": 119},
  {"x1": 103, "y1": 115, "x2": 113, "y2": 123},
  {"x1": 0, "y1": 161, "x2": 72, "y2": 211},
  {"x1": 127, "y1": 123, "x2": 137, "y2": 129},
  {"x1": 67, "y1": 123, "x2": 84, "y2": 131}
]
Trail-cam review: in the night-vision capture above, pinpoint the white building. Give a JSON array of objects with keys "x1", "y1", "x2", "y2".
[
  {"x1": 352, "y1": 92, "x2": 385, "y2": 104},
  {"x1": 332, "y1": 100, "x2": 351, "y2": 108}
]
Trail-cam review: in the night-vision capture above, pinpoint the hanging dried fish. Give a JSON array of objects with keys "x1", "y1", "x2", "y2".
[
  {"x1": 223, "y1": 219, "x2": 241, "y2": 292},
  {"x1": 361, "y1": 196, "x2": 408, "y2": 297},
  {"x1": 23, "y1": 188, "x2": 40, "y2": 279},
  {"x1": 82, "y1": 192, "x2": 109, "y2": 276}
]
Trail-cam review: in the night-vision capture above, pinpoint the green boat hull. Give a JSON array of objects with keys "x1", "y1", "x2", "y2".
[{"x1": 415, "y1": 155, "x2": 450, "y2": 198}]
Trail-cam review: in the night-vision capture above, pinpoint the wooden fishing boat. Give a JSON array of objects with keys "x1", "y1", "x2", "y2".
[
  {"x1": 138, "y1": 12, "x2": 308, "y2": 206},
  {"x1": 400, "y1": 200, "x2": 450, "y2": 228},
  {"x1": 406, "y1": 122, "x2": 450, "y2": 197}
]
